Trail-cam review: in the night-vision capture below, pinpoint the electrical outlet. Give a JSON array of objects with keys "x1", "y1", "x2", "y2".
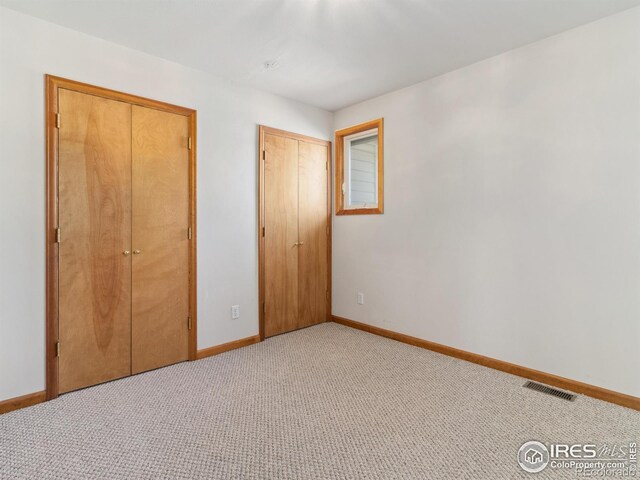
[
  {"x1": 357, "y1": 292, "x2": 364, "y2": 305},
  {"x1": 231, "y1": 305, "x2": 240, "y2": 319}
]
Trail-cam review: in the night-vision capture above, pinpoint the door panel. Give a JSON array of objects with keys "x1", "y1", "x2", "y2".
[
  {"x1": 298, "y1": 141, "x2": 329, "y2": 328},
  {"x1": 58, "y1": 89, "x2": 132, "y2": 393},
  {"x1": 264, "y1": 134, "x2": 299, "y2": 337},
  {"x1": 131, "y1": 106, "x2": 189, "y2": 374}
]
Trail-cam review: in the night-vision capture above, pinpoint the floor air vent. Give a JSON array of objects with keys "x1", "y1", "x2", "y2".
[{"x1": 523, "y1": 381, "x2": 577, "y2": 401}]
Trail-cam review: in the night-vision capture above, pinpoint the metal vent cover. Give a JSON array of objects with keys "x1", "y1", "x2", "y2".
[{"x1": 523, "y1": 381, "x2": 577, "y2": 401}]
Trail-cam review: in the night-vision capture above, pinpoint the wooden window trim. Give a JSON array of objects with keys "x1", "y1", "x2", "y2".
[
  {"x1": 335, "y1": 118, "x2": 384, "y2": 215},
  {"x1": 45, "y1": 75, "x2": 198, "y2": 400}
]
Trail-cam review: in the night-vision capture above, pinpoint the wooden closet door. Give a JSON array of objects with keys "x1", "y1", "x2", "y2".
[
  {"x1": 298, "y1": 141, "x2": 329, "y2": 328},
  {"x1": 264, "y1": 134, "x2": 299, "y2": 337},
  {"x1": 131, "y1": 106, "x2": 190, "y2": 374},
  {"x1": 58, "y1": 89, "x2": 132, "y2": 393}
]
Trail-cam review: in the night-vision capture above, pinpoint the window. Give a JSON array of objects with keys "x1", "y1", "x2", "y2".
[{"x1": 335, "y1": 118, "x2": 384, "y2": 215}]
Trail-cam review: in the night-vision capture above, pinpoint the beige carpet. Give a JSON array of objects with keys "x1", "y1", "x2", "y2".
[{"x1": 0, "y1": 322, "x2": 638, "y2": 479}]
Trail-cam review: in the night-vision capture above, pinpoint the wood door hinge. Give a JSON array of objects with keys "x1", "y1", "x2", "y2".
[
  {"x1": 55, "y1": 227, "x2": 61, "y2": 243},
  {"x1": 262, "y1": 226, "x2": 265, "y2": 237},
  {"x1": 187, "y1": 316, "x2": 192, "y2": 330},
  {"x1": 55, "y1": 113, "x2": 61, "y2": 129},
  {"x1": 326, "y1": 160, "x2": 328, "y2": 170},
  {"x1": 188, "y1": 227, "x2": 192, "y2": 240},
  {"x1": 55, "y1": 341, "x2": 60, "y2": 357},
  {"x1": 262, "y1": 150, "x2": 266, "y2": 160},
  {"x1": 188, "y1": 137, "x2": 193, "y2": 150}
]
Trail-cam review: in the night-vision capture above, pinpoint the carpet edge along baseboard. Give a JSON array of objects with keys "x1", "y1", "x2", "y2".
[
  {"x1": 196, "y1": 334, "x2": 261, "y2": 360},
  {"x1": 3, "y1": 326, "x2": 636, "y2": 414},
  {"x1": 0, "y1": 334, "x2": 261, "y2": 415},
  {"x1": 0, "y1": 391, "x2": 46, "y2": 415},
  {"x1": 332, "y1": 315, "x2": 639, "y2": 411}
]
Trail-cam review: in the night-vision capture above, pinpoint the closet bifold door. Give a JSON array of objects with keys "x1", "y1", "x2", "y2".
[
  {"x1": 264, "y1": 133, "x2": 299, "y2": 337},
  {"x1": 131, "y1": 106, "x2": 190, "y2": 374},
  {"x1": 58, "y1": 89, "x2": 132, "y2": 394},
  {"x1": 298, "y1": 140, "x2": 329, "y2": 329}
]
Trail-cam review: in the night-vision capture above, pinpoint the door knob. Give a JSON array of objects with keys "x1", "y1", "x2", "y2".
[
  {"x1": 133, "y1": 250, "x2": 142, "y2": 254},
  {"x1": 299, "y1": 241, "x2": 304, "y2": 246},
  {"x1": 123, "y1": 250, "x2": 130, "y2": 256}
]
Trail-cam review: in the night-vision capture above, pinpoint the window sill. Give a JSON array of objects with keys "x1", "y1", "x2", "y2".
[{"x1": 336, "y1": 206, "x2": 383, "y2": 215}]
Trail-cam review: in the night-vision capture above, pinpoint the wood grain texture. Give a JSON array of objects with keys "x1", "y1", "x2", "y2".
[
  {"x1": 45, "y1": 76, "x2": 60, "y2": 400},
  {"x1": 257, "y1": 126, "x2": 330, "y2": 146},
  {"x1": 58, "y1": 89, "x2": 133, "y2": 394},
  {"x1": 187, "y1": 112, "x2": 198, "y2": 361},
  {"x1": 46, "y1": 75, "x2": 194, "y2": 116},
  {"x1": 332, "y1": 316, "x2": 640, "y2": 411},
  {"x1": 326, "y1": 141, "x2": 333, "y2": 324},
  {"x1": 298, "y1": 141, "x2": 329, "y2": 328},
  {"x1": 258, "y1": 126, "x2": 266, "y2": 340},
  {"x1": 46, "y1": 75, "x2": 198, "y2": 400},
  {"x1": 0, "y1": 391, "x2": 46, "y2": 415},
  {"x1": 196, "y1": 335, "x2": 261, "y2": 360},
  {"x1": 258, "y1": 126, "x2": 332, "y2": 340},
  {"x1": 335, "y1": 118, "x2": 384, "y2": 215},
  {"x1": 264, "y1": 133, "x2": 299, "y2": 337},
  {"x1": 131, "y1": 106, "x2": 190, "y2": 374}
]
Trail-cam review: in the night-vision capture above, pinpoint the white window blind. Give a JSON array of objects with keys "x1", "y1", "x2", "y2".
[{"x1": 346, "y1": 132, "x2": 378, "y2": 207}]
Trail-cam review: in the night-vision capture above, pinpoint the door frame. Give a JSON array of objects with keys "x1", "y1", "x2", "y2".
[
  {"x1": 45, "y1": 75, "x2": 198, "y2": 400},
  {"x1": 258, "y1": 126, "x2": 332, "y2": 340}
]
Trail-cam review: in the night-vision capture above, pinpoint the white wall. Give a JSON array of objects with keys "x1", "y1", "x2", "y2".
[
  {"x1": 333, "y1": 8, "x2": 640, "y2": 397},
  {"x1": 2, "y1": 5, "x2": 638, "y2": 403},
  {"x1": 0, "y1": 7, "x2": 333, "y2": 401}
]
